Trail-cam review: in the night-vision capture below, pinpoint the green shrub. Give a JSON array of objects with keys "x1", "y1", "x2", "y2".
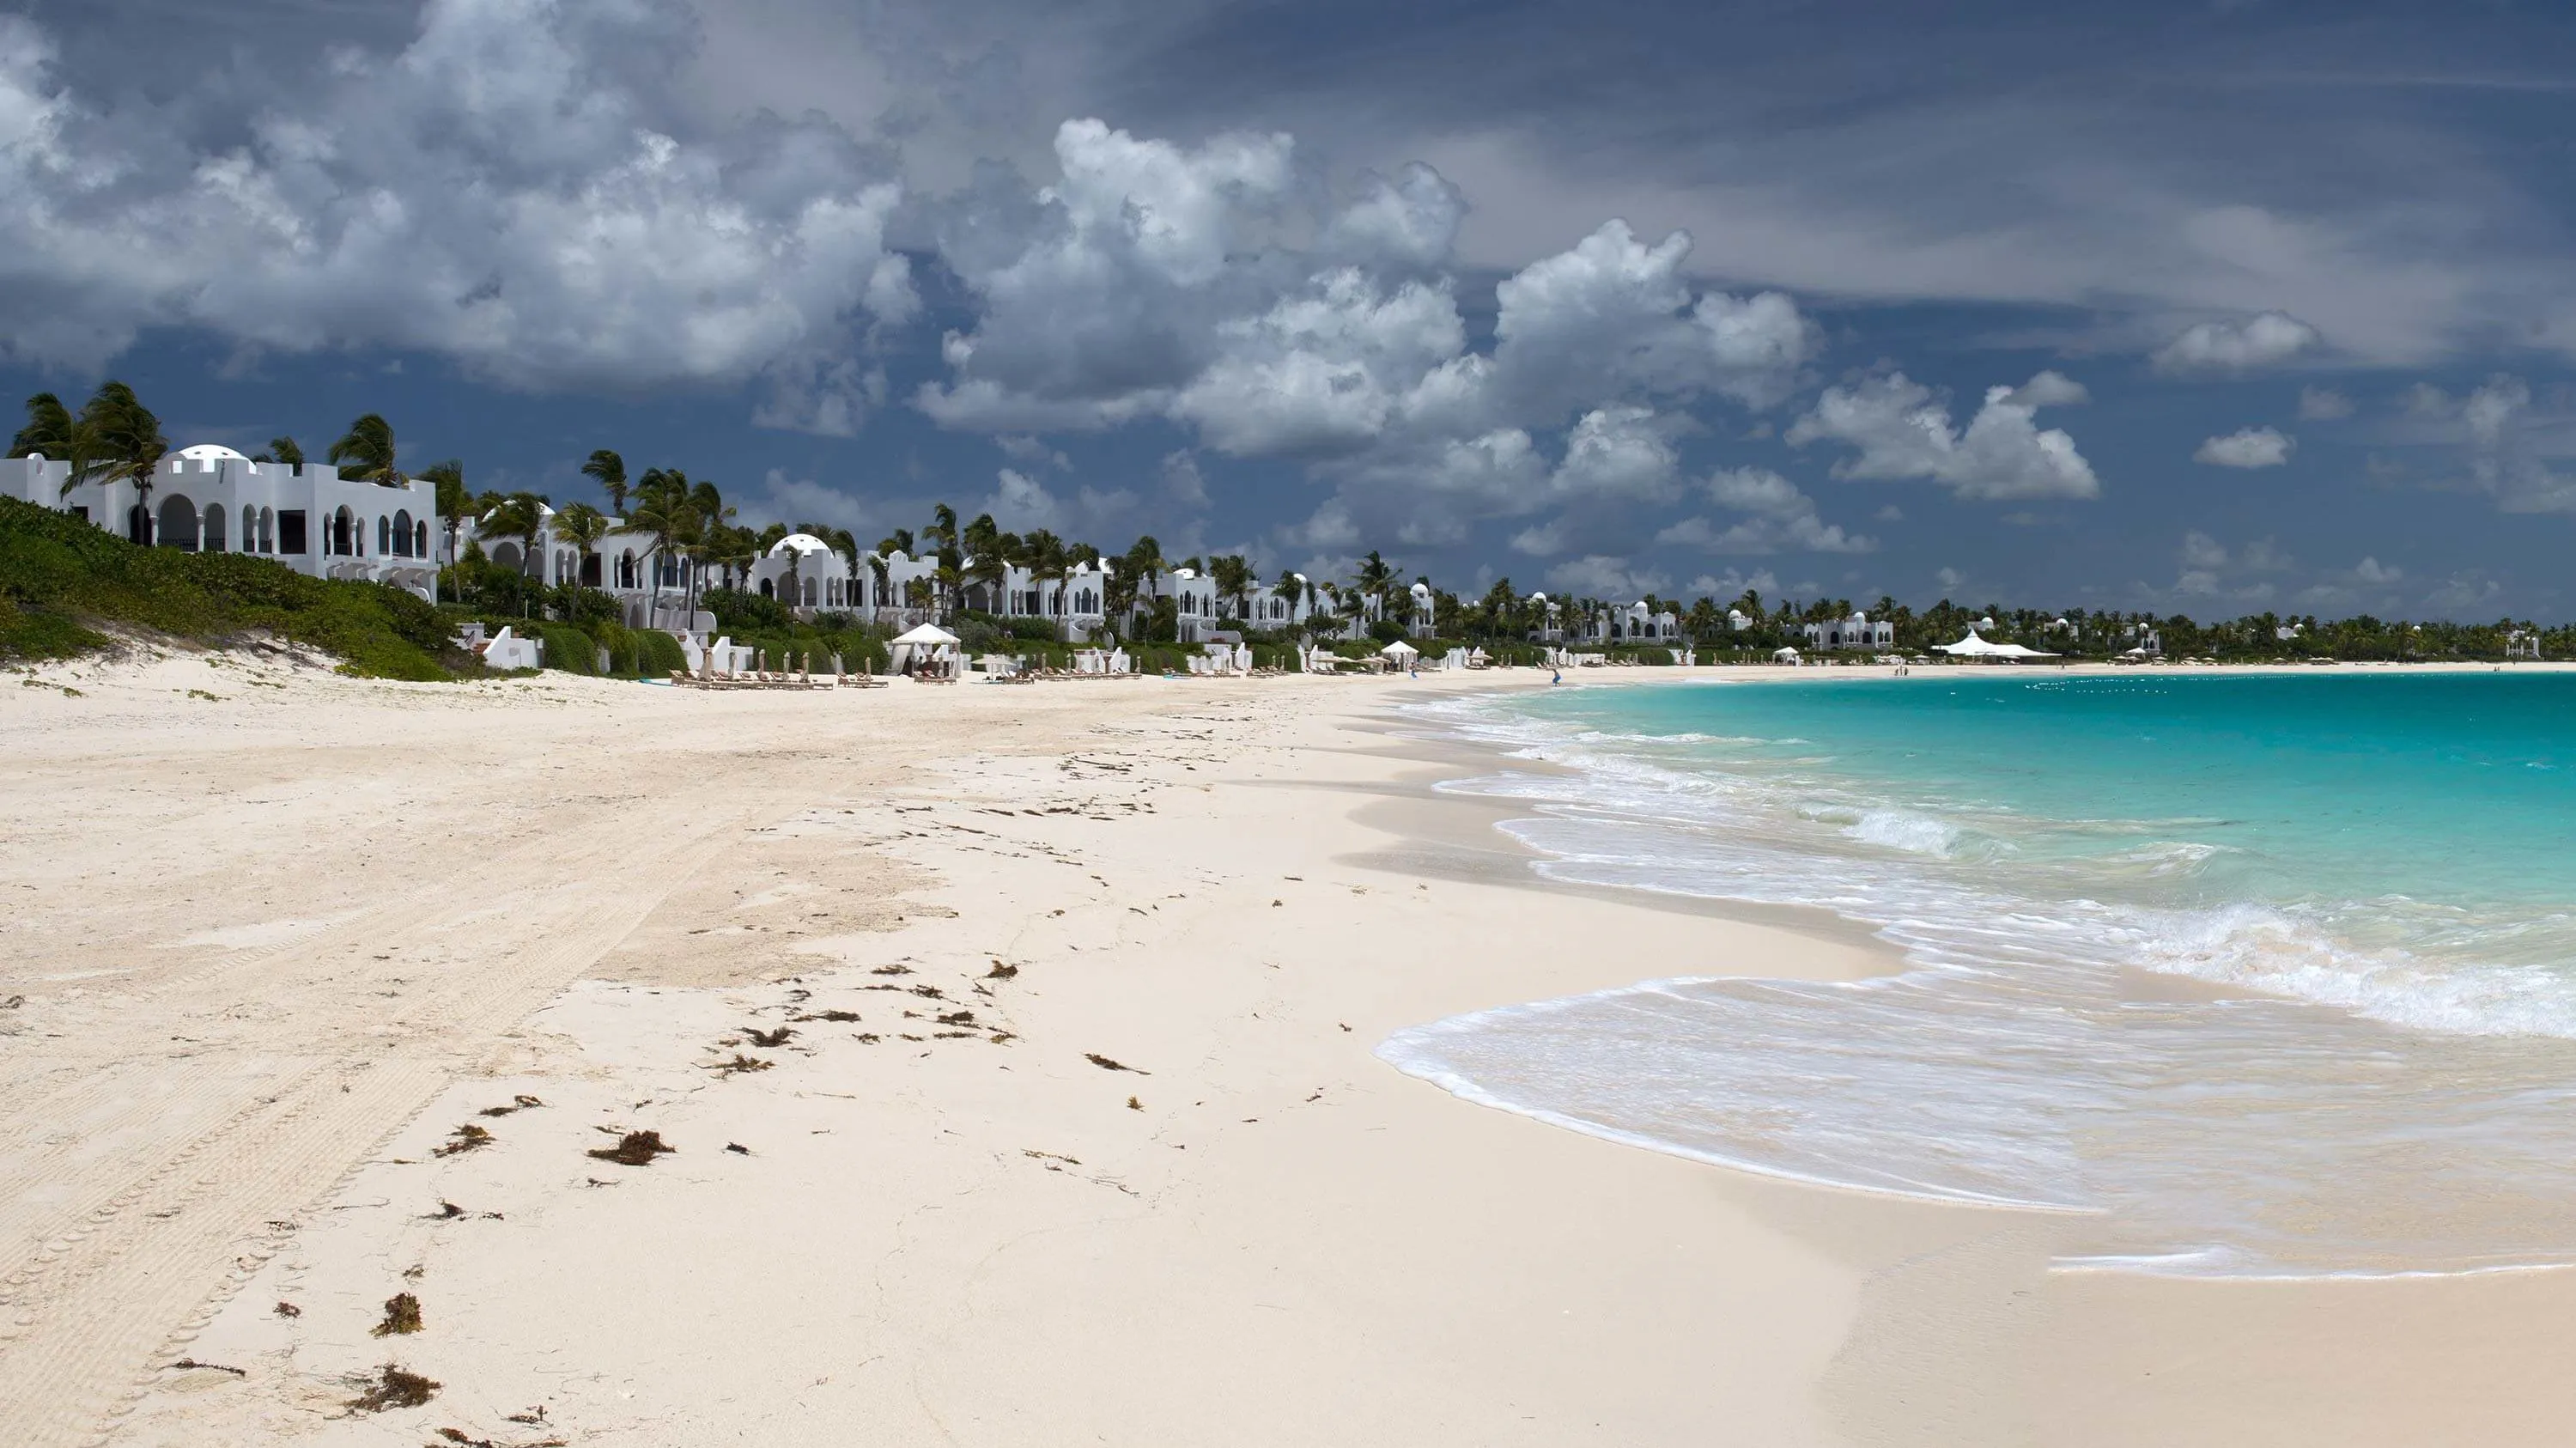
[
  {"x1": 702, "y1": 587, "x2": 792, "y2": 631},
  {"x1": 532, "y1": 621, "x2": 600, "y2": 675},
  {"x1": 0, "y1": 496, "x2": 465, "y2": 678}
]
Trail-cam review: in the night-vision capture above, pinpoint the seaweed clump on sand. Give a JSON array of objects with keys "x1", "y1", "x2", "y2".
[
  {"x1": 706, "y1": 1053, "x2": 772, "y2": 1079},
  {"x1": 348, "y1": 1362, "x2": 440, "y2": 1412},
  {"x1": 371, "y1": 1292, "x2": 423, "y2": 1336},
  {"x1": 744, "y1": 1025, "x2": 795, "y2": 1048},
  {"x1": 431, "y1": 1124, "x2": 494, "y2": 1157},
  {"x1": 586, "y1": 1130, "x2": 675, "y2": 1166}
]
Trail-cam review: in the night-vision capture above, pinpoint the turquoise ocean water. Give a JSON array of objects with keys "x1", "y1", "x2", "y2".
[{"x1": 1382, "y1": 672, "x2": 2576, "y2": 1276}]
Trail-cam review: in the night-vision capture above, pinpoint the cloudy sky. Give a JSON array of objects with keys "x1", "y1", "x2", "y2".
[{"x1": 5, "y1": 0, "x2": 2573, "y2": 617}]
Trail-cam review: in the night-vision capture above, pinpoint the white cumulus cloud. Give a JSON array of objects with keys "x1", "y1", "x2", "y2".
[
  {"x1": 1785, "y1": 371, "x2": 2101, "y2": 501},
  {"x1": 2458, "y1": 374, "x2": 2576, "y2": 514},
  {"x1": 919, "y1": 123, "x2": 1820, "y2": 499},
  {"x1": 2297, "y1": 386, "x2": 2355, "y2": 421},
  {"x1": 1655, "y1": 466, "x2": 1875, "y2": 554},
  {"x1": 2194, "y1": 426, "x2": 2295, "y2": 468},
  {"x1": 0, "y1": 2, "x2": 915, "y2": 412},
  {"x1": 2152, "y1": 311, "x2": 2321, "y2": 374}
]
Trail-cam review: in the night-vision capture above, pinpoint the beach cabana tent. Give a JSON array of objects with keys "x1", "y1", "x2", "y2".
[
  {"x1": 890, "y1": 624, "x2": 963, "y2": 678},
  {"x1": 1772, "y1": 646, "x2": 1801, "y2": 664},
  {"x1": 1932, "y1": 630, "x2": 2058, "y2": 661},
  {"x1": 1380, "y1": 640, "x2": 1419, "y2": 664}
]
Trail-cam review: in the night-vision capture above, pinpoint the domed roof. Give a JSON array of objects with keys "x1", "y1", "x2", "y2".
[
  {"x1": 768, "y1": 532, "x2": 836, "y2": 557},
  {"x1": 1409, "y1": 581, "x2": 1432, "y2": 598},
  {"x1": 176, "y1": 443, "x2": 250, "y2": 462}
]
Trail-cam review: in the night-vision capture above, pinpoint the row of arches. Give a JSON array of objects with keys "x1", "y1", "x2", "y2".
[{"x1": 150, "y1": 495, "x2": 284, "y2": 555}]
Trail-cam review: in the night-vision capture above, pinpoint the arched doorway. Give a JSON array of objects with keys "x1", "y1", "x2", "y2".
[
  {"x1": 331, "y1": 507, "x2": 355, "y2": 557},
  {"x1": 489, "y1": 541, "x2": 524, "y2": 575},
  {"x1": 415, "y1": 520, "x2": 429, "y2": 558},
  {"x1": 392, "y1": 510, "x2": 414, "y2": 557},
  {"x1": 158, "y1": 494, "x2": 200, "y2": 551},
  {"x1": 803, "y1": 577, "x2": 818, "y2": 606},
  {"x1": 203, "y1": 502, "x2": 227, "y2": 552},
  {"x1": 759, "y1": 578, "x2": 775, "y2": 599},
  {"x1": 580, "y1": 553, "x2": 602, "y2": 587}
]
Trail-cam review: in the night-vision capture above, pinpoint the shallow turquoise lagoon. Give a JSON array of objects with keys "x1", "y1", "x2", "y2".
[{"x1": 1385, "y1": 672, "x2": 2576, "y2": 1275}]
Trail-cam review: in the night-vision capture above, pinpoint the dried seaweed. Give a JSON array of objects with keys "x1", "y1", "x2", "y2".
[
  {"x1": 1085, "y1": 1053, "x2": 1147, "y2": 1074},
  {"x1": 586, "y1": 1130, "x2": 674, "y2": 1166},
  {"x1": 349, "y1": 1363, "x2": 440, "y2": 1413},
  {"x1": 431, "y1": 1124, "x2": 493, "y2": 1157},
  {"x1": 371, "y1": 1293, "x2": 422, "y2": 1336}
]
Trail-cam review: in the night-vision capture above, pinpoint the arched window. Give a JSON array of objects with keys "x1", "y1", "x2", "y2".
[
  {"x1": 803, "y1": 577, "x2": 817, "y2": 606},
  {"x1": 619, "y1": 551, "x2": 636, "y2": 589},
  {"x1": 392, "y1": 510, "x2": 413, "y2": 557},
  {"x1": 378, "y1": 515, "x2": 391, "y2": 554},
  {"x1": 258, "y1": 508, "x2": 275, "y2": 553},
  {"x1": 332, "y1": 507, "x2": 355, "y2": 557},
  {"x1": 760, "y1": 578, "x2": 774, "y2": 599},
  {"x1": 158, "y1": 494, "x2": 200, "y2": 551},
  {"x1": 203, "y1": 502, "x2": 227, "y2": 553},
  {"x1": 415, "y1": 520, "x2": 429, "y2": 558}
]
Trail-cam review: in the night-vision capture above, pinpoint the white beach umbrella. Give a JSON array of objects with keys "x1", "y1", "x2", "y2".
[
  {"x1": 892, "y1": 624, "x2": 961, "y2": 647},
  {"x1": 1380, "y1": 640, "x2": 1419, "y2": 660}
]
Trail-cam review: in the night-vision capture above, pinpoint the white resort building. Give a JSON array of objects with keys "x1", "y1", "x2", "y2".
[
  {"x1": 4, "y1": 448, "x2": 1452, "y2": 648},
  {"x1": 3, "y1": 445, "x2": 444, "y2": 600},
  {"x1": 1801, "y1": 611, "x2": 1896, "y2": 652}
]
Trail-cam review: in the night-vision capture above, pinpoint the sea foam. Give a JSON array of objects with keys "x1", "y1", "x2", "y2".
[{"x1": 1388, "y1": 684, "x2": 2576, "y2": 1277}]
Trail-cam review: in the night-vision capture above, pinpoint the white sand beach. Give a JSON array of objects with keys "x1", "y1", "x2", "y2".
[{"x1": 6, "y1": 654, "x2": 2575, "y2": 1446}]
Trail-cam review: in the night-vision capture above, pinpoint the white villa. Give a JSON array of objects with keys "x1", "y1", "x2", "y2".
[
  {"x1": 1801, "y1": 610, "x2": 1896, "y2": 652},
  {"x1": 3, "y1": 445, "x2": 444, "y2": 600},
  {"x1": 454, "y1": 510, "x2": 1374, "y2": 645}
]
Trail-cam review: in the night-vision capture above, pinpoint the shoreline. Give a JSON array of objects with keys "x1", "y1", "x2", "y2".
[{"x1": 4, "y1": 657, "x2": 2575, "y2": 1444}]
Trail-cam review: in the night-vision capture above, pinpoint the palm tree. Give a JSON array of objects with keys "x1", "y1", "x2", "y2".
[
  {"x1": 614, "y1": 472, "x2": 696, "y2": 628},
  {"x1": 1272, "y1": 567, "x2": 1306, "y2": 631},
  {"x1": 683, "y1": 480, "x2": 731, "y2": 618},
  {"x1": 1352, "y1": 550, "x2": 1397, "y2": 626},
  {"x1": 63, "y1": 382, "x2": 168, "y2": 541},
  {"x1": 483, "y1": 491, "x2": 551, "y2": 617},
  {"x1": 419, "y1": 460, "x2": 470, "y2": 599},
  {"x1": 823, "y1": 526, "x2": 863, "y2": 612},
  {"x1": 583, "y1": 449, "x2": 629, "y2": 515},
  {"x1": 1122, "y1": 534, "x2": 1165, "y2": 635},
  {"x1": 9, "y1": 392, "x2": 73, "y2": 459},
  {"x1": 327, "y1": 414, "x2": 401, "y2": 486},
  {"x1": 961, "y1": 513, "x2": 1011, "y2": 612},
  {"x1": 256, "y1": 436, "x2": 305, "y2": 467},
  {"x1": 1208, "y1": 554, "x2": 1255, "y2": 626},
  {"x1": 553, "y1": 502, "x2": 611, "y2": 593},
  {"x1": 1020, "y1": 528, "x2": 1067, "y2": 637}
]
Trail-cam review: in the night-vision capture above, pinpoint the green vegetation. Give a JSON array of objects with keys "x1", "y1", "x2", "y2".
[{"x1": 0, "y1": 496, "x2": 471, "y2": 678}]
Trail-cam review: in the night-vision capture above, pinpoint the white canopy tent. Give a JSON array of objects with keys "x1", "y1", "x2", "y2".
[
  {"x1": 1380, "y1": 640, "x2": 1419, "y2": 662},
  {"x1": 890, "y1": 624, "x2": 963, "y2": 678},
  {"x1": 1932, "y1": 630, "x2": 2059, "y2": 660}
]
